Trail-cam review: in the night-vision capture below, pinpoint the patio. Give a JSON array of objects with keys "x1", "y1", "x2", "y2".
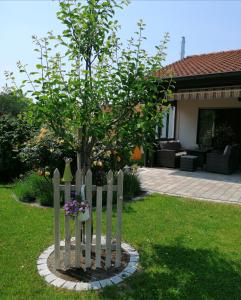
[{"x1": 139, "y1": 167, "x2": 241, "y2": 204}]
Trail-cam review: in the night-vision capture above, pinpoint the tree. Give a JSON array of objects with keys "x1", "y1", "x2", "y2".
[
  {"x1": 0, "y1": 90, "x2": 30, "y2": 117},
  {"x1": 12, "y1": 0, "x2": 172, "y2": 172}
]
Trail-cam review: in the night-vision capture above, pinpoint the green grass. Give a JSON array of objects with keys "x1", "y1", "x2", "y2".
[{"x1": 1, "y1": 187, "x2": 241, "y2": 300}]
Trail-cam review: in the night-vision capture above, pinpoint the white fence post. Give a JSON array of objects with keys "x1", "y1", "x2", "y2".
[
  {"x1": 85, "y1": 169, "x2": 92, "y2": 269},
  {"x1": 75, "y1": 169, "x2": 82, "y2": 268},
  {"x1": 105, "y1": 170, "x2": 113, "y2": 269},
  {"x1": 115, "y1": 170, "x2": 123, "y2": 267},
  {"x1": 53, "y1": 168, "x2": 60, "y2": 270},
  {"x1": 64, "y1": 181, "x2": 71, "y2": 269},
  {"x1": 95, "y1": 186, "x2": 103, "y2": 268}
]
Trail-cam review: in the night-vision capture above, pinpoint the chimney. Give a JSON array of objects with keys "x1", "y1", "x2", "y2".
[{"x1": 181, "y1": 36, "x2": 185, "y2": 60}]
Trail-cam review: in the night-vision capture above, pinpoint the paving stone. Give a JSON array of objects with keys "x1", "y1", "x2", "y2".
[
  {"x1": 45, "y1": 274, "x2": 57, "y2": 283},
  {"x1": 62, "y1": 281, "x2": 77, "y2": 290},
  {"x1": 90, "y1": 281, "x2": 101, "y2": 290},
  {"x1": 120, "y1": 243, "x2": 129, "y2": 250},
  {"x1": 127, "y1": 262, "x2": 138, "y2": 268},
  {"x1": 118, "y1": 270, "x2": 131, "y2": 279},
  {"x1": 75, "y1": 282, "x2": 91, "y2": 291},
  {"x1": 39, "y1": 253, "x2": 49, "y2": 260},
  {"x1": 130, "y1": 255, "x2": 139, "y2": 262},
  {"x1": 110, "y1": 275, "x2": 123, "y2": 284},
  {"x1": 47, "y1": 245, "x2": 55, "y2": 252},
  {"x1": 123, "y1": 245, "x2": 135, "y2": 252},
  {"x1": 39, "y1": 268, "x2": 51, "y2": 277},
  {"x1": 124, "y1": 266, "x2": 137, "y2": 274},
  {"x1": 51, "y1": 278, "x2": 66, "y2": 288},
  {"x1": 99, "y1": 279, "x2": 113, "y2": 288},
  {"x1": 37, "y1": 258, "x2": 47, "y2": 265},
  {"x1": 37, "y1": 263, "x2": 48, "y2": 271}
]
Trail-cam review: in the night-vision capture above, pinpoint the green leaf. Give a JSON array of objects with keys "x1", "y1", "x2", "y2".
[{"x1": 36, "y1": 64, "x2": 44, "y2": 70}]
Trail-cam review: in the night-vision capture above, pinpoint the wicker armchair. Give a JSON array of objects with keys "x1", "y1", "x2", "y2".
[
  {"x1": 156, "y1": 141, "x2": 186, "y2": 168},
  {"x1": 206, "y1": 144, "x2": 240, "y2": 174}
]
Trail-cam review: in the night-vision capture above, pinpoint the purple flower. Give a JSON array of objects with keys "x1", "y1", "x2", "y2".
[{"x1": 64, "y1": 200, "x2": 89, "y2": 217}]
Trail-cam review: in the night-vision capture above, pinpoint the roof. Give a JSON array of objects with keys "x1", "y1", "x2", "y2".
[{"x1": 156, "y1": 49, "x2": 241, "y2": 79}]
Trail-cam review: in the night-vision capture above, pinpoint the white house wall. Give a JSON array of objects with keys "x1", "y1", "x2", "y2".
[{"x1": 176, "y1": 98, "x2": 241, "y2": 148}]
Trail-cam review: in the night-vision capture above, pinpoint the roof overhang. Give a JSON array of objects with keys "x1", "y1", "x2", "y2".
[
  {"x1": 156, "y1": 71, "x2": 241, "y2": 90},
  {"x1": 170, "y1": 86, "x2": 241, "y2": 101}
]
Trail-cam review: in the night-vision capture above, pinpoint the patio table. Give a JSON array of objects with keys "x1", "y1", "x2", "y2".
[
  {"x1": 180, "y1": 155, "x2": 198, "y2": 171},
  {"x1": 185, "y1": 148, "x2": 211, "y2": 169}
]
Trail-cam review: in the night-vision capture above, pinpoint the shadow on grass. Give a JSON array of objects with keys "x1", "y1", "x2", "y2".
[{"x1": 99, "y1": 244, "x2": 241, "y2": 300}]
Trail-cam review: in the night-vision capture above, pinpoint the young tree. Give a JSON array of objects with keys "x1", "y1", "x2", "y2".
[{"x1": 13, "y1": 0, "x2": 172, "y2": 172}]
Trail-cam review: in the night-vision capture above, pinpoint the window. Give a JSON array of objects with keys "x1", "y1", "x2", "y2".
[
  {"x1": 197, "y1": 108, "x2": 241, "y2": 147},
  {"x1": 156, "y1": 105, "x2": 176, "y2": 140}
]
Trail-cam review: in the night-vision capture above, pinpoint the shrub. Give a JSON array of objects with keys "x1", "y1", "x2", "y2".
[
  {"x1": 19, "y1": 128, "x2": 75, "y2": 176},
  {"x1": 0, "y1": 115, "x2": 33, "y2": 182},
  {"x1": 91, "y1": 170, "x2": 142, "y2": 207},
  {"x1": 14, "y1": 172, "x2": 53, "y2": 206},
  {"x1": 14, "y1": 168, "x2": 142, "y2": 208}
]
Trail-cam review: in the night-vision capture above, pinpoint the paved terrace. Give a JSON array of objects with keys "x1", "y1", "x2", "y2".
[{"x1": 138, "y1": 167, "x2": 241, "y2": 204}]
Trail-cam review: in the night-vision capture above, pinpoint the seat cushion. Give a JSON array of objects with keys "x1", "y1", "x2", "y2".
[
  {"x1": 175, "y1": 151, "x2": 187, "y2": 157},
  {"x1": 160, "y1": 141, "x2": 181, "y2": 150}
]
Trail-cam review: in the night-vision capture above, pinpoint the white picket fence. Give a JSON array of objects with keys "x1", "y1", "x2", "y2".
[{"x1": 53, "y1": 168, "x2": 123, "y2": 271}]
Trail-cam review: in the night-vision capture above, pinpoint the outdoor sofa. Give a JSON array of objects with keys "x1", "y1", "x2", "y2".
[
  {"x1": 206, "y1": 144, "x2": 240, "y2": 174},
  {"x1": 156, "y1": 141, "x2": 187, "y2": 168}
]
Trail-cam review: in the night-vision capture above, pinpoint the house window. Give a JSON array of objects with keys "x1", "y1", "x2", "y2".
[
  {"x1": 197, "y1": 108, "x2": 241, "y2": 147},
  {"x1": 156, "y1": 105, "x2": 176, "y2": 140}
]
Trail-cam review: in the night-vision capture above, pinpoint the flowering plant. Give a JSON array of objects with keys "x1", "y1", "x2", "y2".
[{"x1": 64, "y1": 200, "x2": 89, "y2": 218}]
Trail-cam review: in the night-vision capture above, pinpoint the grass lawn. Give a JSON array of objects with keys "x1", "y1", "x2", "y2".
[{"x1": 1, "y1": 187, "x2": 241, "y2": 300}]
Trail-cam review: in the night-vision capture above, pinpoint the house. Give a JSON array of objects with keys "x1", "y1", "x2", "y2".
[{"x1": 155, "y1": 49, "x2": 241, "y2": 151}]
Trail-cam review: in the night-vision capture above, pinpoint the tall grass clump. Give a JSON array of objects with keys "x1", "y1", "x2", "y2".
[
  {"x1": 14, "y1": 172, "x2": 53, "y2": 206},
  {"x1": 123, "y1": 172, "x2": 142, "y2": 200}
]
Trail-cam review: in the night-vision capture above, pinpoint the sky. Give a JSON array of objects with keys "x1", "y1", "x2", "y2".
[{"x1": 1, "y1": 0, "x2": 241, "y2": 88}]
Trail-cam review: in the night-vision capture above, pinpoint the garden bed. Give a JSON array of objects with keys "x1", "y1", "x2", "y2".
[{"x1": 48, "y1": 247, "x2": 130, "y2": 282}]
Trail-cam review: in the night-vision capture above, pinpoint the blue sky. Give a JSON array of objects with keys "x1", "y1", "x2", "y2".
[{"x1": 1, "y1": 0, "x2": 241, "y2": 88}]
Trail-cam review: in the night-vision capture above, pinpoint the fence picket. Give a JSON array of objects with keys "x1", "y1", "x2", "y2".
[
  {"x1": 105, "y1": 170, "x2": 113, "y2": 269},
  {"x1": 85, "y1": 169, "x2": 92, "y2": 269},
  {"x1": 115, "y1": 170, "x2": 123, "y2": 267},
  {"x1": 53, "y1": 168, "x2": 60, "y2": 270},
  {"x1": 64, "y1": 181, "x2": 71, "y2": 269},
  {"x1": 75, "y1": 169, "x2": 82, "y2": 268},
  {"x1": 95, "y1": 186, "x2": 102, "y2": 268}
]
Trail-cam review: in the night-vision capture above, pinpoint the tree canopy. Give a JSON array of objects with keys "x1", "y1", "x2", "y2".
[{"x1": 9, "y1": 0, "x2": 172, "y2": 170}]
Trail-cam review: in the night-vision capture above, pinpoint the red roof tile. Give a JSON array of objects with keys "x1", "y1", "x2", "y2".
[{"x1": 157, "y1": 49, "x2": 241, "y2": 78}]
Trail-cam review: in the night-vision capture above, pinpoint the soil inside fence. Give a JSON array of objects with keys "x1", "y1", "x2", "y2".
[{"x1": 48, "y1": 246, "x2": 130, "y2": 282}]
